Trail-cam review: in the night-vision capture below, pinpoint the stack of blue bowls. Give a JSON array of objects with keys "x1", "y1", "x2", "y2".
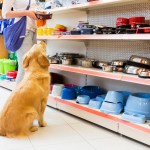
[
  {"x1": 76, "y1": 86, "x2": 103, "y2": 105},
  {"x1": 88, "y1": 95, "x2": 106, "y2": 109},
  {"x1": 100, "y1": 91, "x2": 127, "y2": 114},
  {"x1": 79, "y1": 86, "x2": 103, "y2": 99},
  {"x1": 122, "y1": 93, "x2": 150, "y2": 123}
]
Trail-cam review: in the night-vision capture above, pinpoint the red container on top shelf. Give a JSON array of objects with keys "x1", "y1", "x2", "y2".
[
  {"x1": 129, "y1": 17, "x2": 145, "y2": 24},
  {"x1": 129, "y1": 17, "x2": 145, "y2": 29},
  {"x1": 116, "y1": 18, "x2": 129, "y2": 26},
  {"x1": 137, "y1": 27, "x2": 150, "y2": 33},
  {"x1": 144, "y1": 27, "x2": 150, "y2": 33}
]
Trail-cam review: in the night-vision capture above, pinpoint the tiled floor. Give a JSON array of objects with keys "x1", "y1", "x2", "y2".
[{"x1": 0, "y1": 87, "x2": 149, "y2": 150}]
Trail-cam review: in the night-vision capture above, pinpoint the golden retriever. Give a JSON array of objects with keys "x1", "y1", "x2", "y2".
[{"x1": 0, "y1": 41, "x2": 50, "y2": 137}]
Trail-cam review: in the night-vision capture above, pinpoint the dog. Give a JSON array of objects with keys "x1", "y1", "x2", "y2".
[{"x1": 0, "y1": 41, "x2": 50, "y2": 137}]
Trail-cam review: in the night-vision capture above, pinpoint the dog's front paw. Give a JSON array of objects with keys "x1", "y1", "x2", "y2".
[
  {"x1": 40, "y1": 121, "x2": 47, "y2": 127},
  {"x1": 30, "y1": 126, "x2": 38, "y2": 132}
]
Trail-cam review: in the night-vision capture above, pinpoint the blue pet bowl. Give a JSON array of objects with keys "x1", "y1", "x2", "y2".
[
  {"x1": 72, "y1": 86, "x2": 81, "y2": 96},
  {"x1": 76, "y1": 95, "x2": 90, "y2": 104},
  {"x1": 96, "y1": 94, "x2": 106, "y2": 101},
  {"x1": 124, "y1": 93, "x2": 150, "y2": 120},
  {"x1": 117, "y1": 91, "x2": 131, "y2": 105},
  {"x1": 104, "y1": 91, "x2": 124, "y2": 104},
  {"x1": 79, "y1": 86, "x2": 103, "y2": 99},
  {"x1": 61, "y1": 87, "x2": 77, "y2": 100},
  {"x1": 121, "y1": 112, "x2": 146, "y2": 124},
  {"x1": 88, "y1": 98, "x2": 103, "y2": 109},
  {"x1": 100, "y1": 101, "x2": 123, "y2": 115}
]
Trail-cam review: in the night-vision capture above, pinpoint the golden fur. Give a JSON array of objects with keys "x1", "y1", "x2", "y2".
[{"x1": 0, "y1": 41, "x2": 50, "y2": 137}]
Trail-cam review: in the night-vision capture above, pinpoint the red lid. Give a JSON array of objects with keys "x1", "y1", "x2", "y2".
[
  {"x1": 116, "y1": 18, "x2": 129, "y2": 26},
  {"x1": 129, "y1": 17, "x2": 145, "y2": 24}
]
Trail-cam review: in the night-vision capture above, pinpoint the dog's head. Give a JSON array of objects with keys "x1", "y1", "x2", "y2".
[{"x1": 23, "y1": 41, "x2": 49, "y2": 69}]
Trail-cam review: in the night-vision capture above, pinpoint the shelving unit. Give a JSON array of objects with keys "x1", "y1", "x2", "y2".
[
  {"x1": 46, "y1": 0, "x2": 150, "y2": 14},
  {"x1": 38, "y1": 0, "x2": 150, "y2": 145},
  {"x1": 47, "y1": 95, "x2": 150, "y2": 145},
  {"x1": 50, "y1": 64, "x2": 150, "y2": 86},
  {"x1": 37, "y1": 34, "x2": 150, "y2": 40}
]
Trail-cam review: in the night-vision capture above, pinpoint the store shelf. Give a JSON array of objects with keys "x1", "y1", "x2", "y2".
[
  {"x1": 50, "y1": 64, "x2": 150, "y2": 86},
  {"x1": 37, "y1": 34, "x2": 150, "y2": 40},
  {"x1": 48, "y1": 95, "x2": 150, "y2": 145},
  {"x1": 44, "y1": 0, "x2": 150, "y2": 146},
  {"x1": 46, "y1": 0, "x2": 150, "y2": 14}
]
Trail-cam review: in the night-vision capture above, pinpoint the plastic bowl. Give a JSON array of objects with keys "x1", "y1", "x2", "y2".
[
  {"x1": 61, "y1": 87, "x2": 77, "y2": 100},
  {"x1": 96, "y1": 94, "x2": 106, "y2": 101},
  {"x1": 104, "y1": 91, "x2": 124, "y2": 104},
  {"x1": 121, "y1": 112, "x2": 146, "y2": 124},
  {"x1": 100, "y1": 101, "x2": 123, "y2": 115},
  {"x1": 88, "y1": 98, "x2": 103, "y2": 109},
  {"x1": 76, "y1": 95, "x2": 90, "y2": 104},
  {"x1": 117, "y1": 91, "x2": 131, "y2": 105},
  {"x1": 124, "y1": 93, "x2": 150, "y2": 120},
  {"x1": 72, "y1": 86, "x2": 81, "y2": 96},
  {"x1": 79, "y1": 86, "x2": 103, "y2": 99},
  {"x1": 51, "y1": 84, "x2": 64, "y2": 96}
]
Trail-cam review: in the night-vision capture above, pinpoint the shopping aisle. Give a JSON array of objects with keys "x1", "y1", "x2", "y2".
[{"x1": 0, "y1": 87, "x2": 149, "y2": 150}]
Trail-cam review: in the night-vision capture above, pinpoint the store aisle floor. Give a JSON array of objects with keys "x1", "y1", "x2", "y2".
[{"x1": 0, "y1": 87, "x2": 149, "y2": 150}]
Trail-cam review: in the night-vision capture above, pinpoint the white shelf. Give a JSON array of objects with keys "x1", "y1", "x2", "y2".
[
  {"x1": 50, "y1": 64, "x2": 150, "y2": 86},
  {"x1": 48, "y1": 95, "x2": 150, "y2": 145},
  {"x1": 37, "y1": 34, "x2": 150, "y2": 41},
  {"x1": 44, "y1": 0, "x2": 150, "y2": 145},
  {"x1": 46, "y1": 0, "x2": 150, "y2": 14}
]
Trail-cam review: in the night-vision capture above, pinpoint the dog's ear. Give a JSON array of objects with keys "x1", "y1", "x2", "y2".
[
  {"x1": 23, "y1": 54, "x2": 31, "y2": 68},
  {"x1": 37, "y1": 53, "x2": 49, "y2": 68}
]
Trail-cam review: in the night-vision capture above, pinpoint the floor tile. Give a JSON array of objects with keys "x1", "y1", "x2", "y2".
[
  {"x1": 0, "y1": 136, "x2": 33, "y2": 150},
  {"x1": 87, "y1": 136, "x2": 149, "y2": 150},
  {"x1": 34, "y1": 141, "x2": 95, "y2": 150},
  {"x1": 0, "y1": 88, "x2": 11, "y2": 110},
  {"x1": 11, "y1": 148, "x2": 34, "y2": 150},
  {"x1": 57, "y1": 110, "x2": 86, "y2": 124},
  {"x1": 70, "y1": 122, "x2": 117, "y2": 140},
  {"x1": 44, "y1": 108, "x2": 68, "y2": 126},
  {"x1": 29, "y1": 125, "x2": 85, "y2": 148}
]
